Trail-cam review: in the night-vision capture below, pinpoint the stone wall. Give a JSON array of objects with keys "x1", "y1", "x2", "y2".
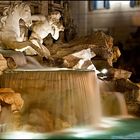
[
  {"x1": 0, "y1": 1, "x2": 47, "y2": 15},
  {"x1": 69, "y1": 1, "x2": 140, "y2": 44}
]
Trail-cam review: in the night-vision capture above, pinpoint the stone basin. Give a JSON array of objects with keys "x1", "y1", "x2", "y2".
[{"x1": 0, "y1": 68, "x2": 101, "y2": 132}]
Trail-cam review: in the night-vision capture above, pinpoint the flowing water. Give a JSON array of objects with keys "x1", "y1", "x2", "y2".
[
  {"x1": 0, "y1": 69, "x2": 102, "y2": 132},
  {"x1": 99, "y1": 79, "x2": 128, "y2": 117}
]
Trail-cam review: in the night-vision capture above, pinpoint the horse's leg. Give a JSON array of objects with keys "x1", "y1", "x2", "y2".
[
  {"x1": 6, "y1": 40, "x2": 47, "y2": 57},
  {"x1": 30, "y1": 38, "x2": 52, "y2": 60},
  {"x1": 38, "y1": 41, "x2": 51, "y2": 57},
  {"x1": 34, "y1": 40, "x2": 55, "y2": 64},
  {"x1": 41, "y1": 44, "x2": 55, "y2": 64}
]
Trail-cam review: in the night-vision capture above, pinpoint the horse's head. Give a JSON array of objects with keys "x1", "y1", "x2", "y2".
[
  {"x1": 17, "y1": 2, "x2": 32, "y2": 27},
  {"x1": 51, "y1": 22, "x2": 65, "y2": 40},
  {"x1": 1, "y1": 2, "x2": 32, "y2": 28}
]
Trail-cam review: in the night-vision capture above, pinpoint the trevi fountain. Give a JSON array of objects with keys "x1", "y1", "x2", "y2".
[{"x1": 0, "y1": 1, "x2": 140, "y2": 139}]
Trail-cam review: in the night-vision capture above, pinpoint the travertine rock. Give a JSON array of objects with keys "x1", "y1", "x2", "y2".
[
  {"x1": 48, "y1": 44, "x2": 97, "y2": 67},
  {"x1": 113, "y1": 79, "x2": 139, "y2": 92},
  {"x1": 85, "y1": 31, "x2": 113, "y2": 48},
  {"x1": 112, "y1": 46, "x2": 121, "y2": 63},
  {"x1": 48, "y1": 31, "x2": 119, "y2": 67},
  {"x1": 0, "y1": 88, "x2": 24, "y2": 113},
  {"x1": 63, "y1": 48, "x2": 96, "y2": 69},
  {"x1": 0, "y1": 53, "x2": 7, "y2": 74},
  {"x1": 108, "y1": 68, "x2": 132, "y2": 80},
  {"x1": 0, "y1": 50, "x2": 27, "y2": 69}
]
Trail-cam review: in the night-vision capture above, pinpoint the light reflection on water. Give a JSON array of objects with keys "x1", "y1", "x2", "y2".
[
  {"x1": 1, "y1": 131, "x2": 47, "y2": 139},
  {"x1": 0, "y1": 117, "x2": 123, "y2": 139}
]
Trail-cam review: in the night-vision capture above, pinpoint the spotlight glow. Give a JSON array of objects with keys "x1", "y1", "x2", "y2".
[
  {"x1": 63, "y1": 127, "x2": 93, "y2": 133},
  {"x1": 101, "y1": 68, "x2": 108, "y2": 74},
  {"x1": 74, "y1": 131, "x2": 103, "y2": 138}
]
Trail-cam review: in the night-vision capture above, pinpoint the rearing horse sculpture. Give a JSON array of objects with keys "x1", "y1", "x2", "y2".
[{"x1": 0, "y1": 2, "x2": 50, "y2": 58}]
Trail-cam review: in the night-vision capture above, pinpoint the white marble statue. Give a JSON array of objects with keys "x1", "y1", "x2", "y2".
[
  {"x1": 0, "y1": 2, "x2": 50, "y2": 58},
  {"x1": 24, "y1": 11, "x2": 65, "y2": 56},
  {"x1": 0, "y1": 2, "x2": 32, "y2": 47}
]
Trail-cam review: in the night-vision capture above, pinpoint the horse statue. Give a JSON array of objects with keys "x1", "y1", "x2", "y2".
[
  {"x1": 24, "y1": 11, "x2": 65, "y2": 56},
  {"x1": 0, "y1": 2, "x2": 50, "y2": 58}
]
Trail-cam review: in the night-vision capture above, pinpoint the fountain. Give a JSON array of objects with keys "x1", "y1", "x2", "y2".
[
  {"x1": 0, "y1": 69, "x2": 133, "y2": 138},
  {"x1": 0, "y1": 2, "x2": 139, "y2": 139},
  {"x1": 0, "y1": 68, "x2": 133, "y2": 139},
  {"x1": 0, "y1": 69, "x2": 102, "y2": 132}
]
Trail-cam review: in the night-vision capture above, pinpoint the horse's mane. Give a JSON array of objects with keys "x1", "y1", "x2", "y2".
[{"x1": 0, "y1": 2, "x2": 29, "y2": 27}]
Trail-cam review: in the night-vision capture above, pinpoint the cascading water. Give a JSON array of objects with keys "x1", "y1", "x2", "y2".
[
  {"x1": 0, "y1": 69, "x2": 102, "y2": 132},
  {"x1": 0, "y1": 68, "x2": 138, "y2": 140},
  {"x1": 99, "y1": 79, "x2": 128, "y2": 117}
]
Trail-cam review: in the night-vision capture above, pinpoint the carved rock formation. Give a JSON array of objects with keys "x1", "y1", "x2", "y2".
[
  {"x1": 0, "y1": 88, "x2": 24, "y2": 113},
  {"x1": 0, "y1": 50, "x2": 27, "y2": 69},
  {"x1": 108, "y1": 68, "x2": 132, "y2": 80},
  {"x1": 48, "y1": 31, "x2": 121, "y2": 68},
  {"x1": 63, "y1": 48, "x2": 96, "y2": 69},
  {"x1": 0, "y1": 53, "x2": 7, "y2": 74}
]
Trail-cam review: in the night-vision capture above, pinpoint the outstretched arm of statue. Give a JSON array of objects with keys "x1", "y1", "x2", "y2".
[{"x1": 31, "y1": 15, "x2": 47, "y2": 22}]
